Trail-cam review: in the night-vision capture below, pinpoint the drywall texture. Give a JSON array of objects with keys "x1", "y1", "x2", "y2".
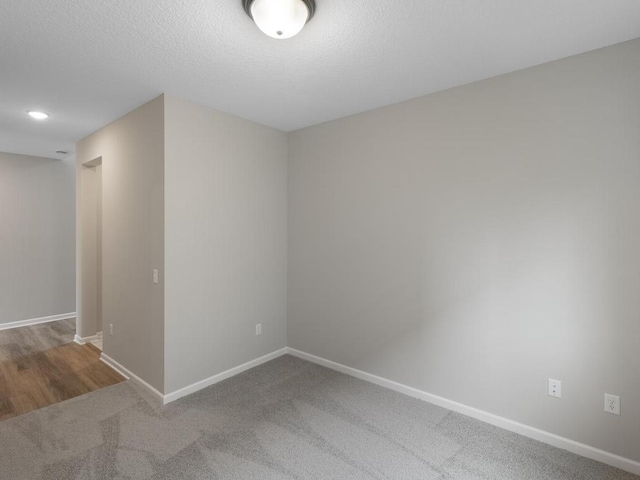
[
  {"x1": 0, "y1": 152, "x2": 75, "y2": 325},
  {"x1": 77, "y1": 96, "x2": 164, "y2": 392},
  {"x1": 288, "y1": 39, "x2": 640, "y2": 462},
  {"x1": 4, "y1": 1, "x2": 640, "y2": 158},
  {"x1": 164, "y1": 95, "x2": 288, "y2": 393}
]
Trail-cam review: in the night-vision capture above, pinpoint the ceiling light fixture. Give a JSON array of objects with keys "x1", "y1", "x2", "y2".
[
  {"x1": 27, "y1": 110, "x2": 49, "y2": 120},
  {"x1": 243, "y1": 0, "x2": 315, "y2": 39}
]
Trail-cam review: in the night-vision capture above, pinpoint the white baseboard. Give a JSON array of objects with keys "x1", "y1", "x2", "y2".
[
  {"x1": 0, "y1": 312, "x2": 76, "y2": 331},
  {"x1": 285, "y1": 347, "x2": 640, "y2": 476},
  {"x1": 100, "y1": 353, "x2": 165, "y2": 403},
  {"x1": 74, "y1": 331, "x2": 102, "y2": 345},
  {"x1": 96, "y1": 345, "x2": 640, "y2": 475},
  {"x1": 163, "y1": 348, "x2": 288, "y2": 404},
  {"x1": 101, "y1": 348, "x2": 288, "y2": 406}
]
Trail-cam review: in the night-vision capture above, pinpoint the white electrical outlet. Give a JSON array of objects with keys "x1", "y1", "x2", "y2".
[
  {"x1": 153, "y1": 269, "x2": 159, "y2": 284},
  {"x1": 255, "y1": 324, "x2": 262, "y2": 336},
  {"x1": 548, "y1": 379, "x2": 562, "y2": 398},
  {"x1": 109, "y1": 324, "x2": 114, "y2": 336},
  {"x1": 604, "y1": 394, "x2": 620, "y2": 416}
]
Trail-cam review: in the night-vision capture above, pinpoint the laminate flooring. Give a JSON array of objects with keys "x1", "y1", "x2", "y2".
[
  {"x1": 0, "y1": 319, "x2": 125, "y2": 421},
  {"x1": 0, "y1": 318, "x2": 76, "y2": 362}
]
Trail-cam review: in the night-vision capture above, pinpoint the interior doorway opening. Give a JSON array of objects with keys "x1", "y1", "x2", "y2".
[{"x1": 78, "y1": 156, "x2": 103, "y2": 350}]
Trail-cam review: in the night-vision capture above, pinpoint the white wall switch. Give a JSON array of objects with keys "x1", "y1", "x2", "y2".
[
  {"x1": 548, "y1": 378, "x2": 562, "y2": 398},
  {"x1": 256, "y1": 324, "x2": 262, "y2": 335},
  {"x1": 605, "y1": 394, "x2": 620, "y2": 415},
  {"x1": 109, "y1": 323, "x2": 114, "y2": 336},
  {"x1": 153, "y1": 269, "x2": 159, "y2": 284}
]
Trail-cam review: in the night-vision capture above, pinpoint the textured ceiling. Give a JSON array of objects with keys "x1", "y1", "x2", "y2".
[{"x1": 1, "y1": 0, "x2": 639, "y2": 158}]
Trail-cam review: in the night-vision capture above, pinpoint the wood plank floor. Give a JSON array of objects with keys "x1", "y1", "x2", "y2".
[
  {"x1": 0, "y1": 321, "x2": 125, "y2": 421},
  {"x1": 0, "y1": 318, "x2": 76, "y2": 362}
]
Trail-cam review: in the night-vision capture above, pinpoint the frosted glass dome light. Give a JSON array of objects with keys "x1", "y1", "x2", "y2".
[{"x1": 243, "y1": 0, "x2": 315, "y2": 39}]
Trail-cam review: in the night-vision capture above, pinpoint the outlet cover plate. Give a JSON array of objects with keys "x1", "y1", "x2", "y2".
[
  {"x1": 605, "y1": 394, "x2": 620, "y2": 416},
  {"x1": 548, "y1": 378, "x2": 562, "y2": 398}
]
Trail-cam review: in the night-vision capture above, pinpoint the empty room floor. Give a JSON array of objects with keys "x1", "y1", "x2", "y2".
[
  {"x1": 0, "y1": 319, "x2": 125, "y2": 421},
  {"x1": 0, "y1": 355, "x2": 636, "y2": 479}
]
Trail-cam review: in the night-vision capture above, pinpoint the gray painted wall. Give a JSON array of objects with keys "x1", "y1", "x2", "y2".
[
  {"x1": 288, "y1": 39, "x2": 640, "y2": 462},
  {"x1": 164, "y1": 95, "x2": 288, "y2": 393},
  {"x1": 77, "y1": 96, "x2": 165, "y2": 392},
  {"x1": 0, "y1": 152, "x2": 75, "y2": 325}
]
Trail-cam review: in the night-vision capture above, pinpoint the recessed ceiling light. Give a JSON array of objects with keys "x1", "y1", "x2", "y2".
[
  {"x1": 243, "y1": 0, "x2": 315, "y2": 39},
  {"x1": 27, "y1": 110, "x2": 49, "y2": 120}
]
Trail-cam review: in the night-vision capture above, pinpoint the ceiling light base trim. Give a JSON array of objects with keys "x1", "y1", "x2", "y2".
[{"x1": 243, "y1": 0, "x2": 315, "y2": 21}]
